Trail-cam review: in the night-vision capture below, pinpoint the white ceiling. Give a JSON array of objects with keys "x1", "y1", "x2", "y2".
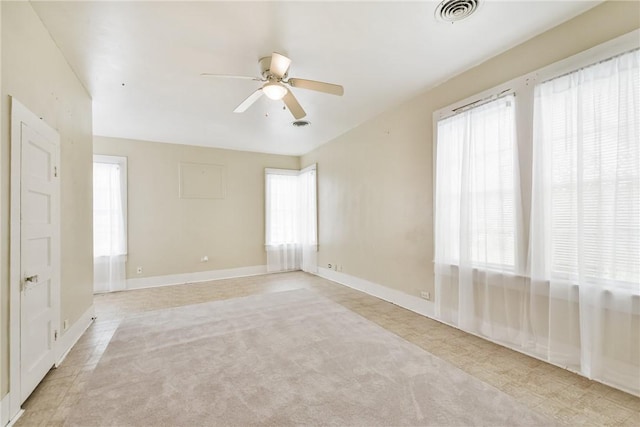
[{"x1": 31, "y1": 1, "x2": 601, "y2": 156}]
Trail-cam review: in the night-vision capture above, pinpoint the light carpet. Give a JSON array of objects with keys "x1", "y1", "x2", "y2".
[{"x1": 66, "y1": 289, "x2": 554, "y2": 426}]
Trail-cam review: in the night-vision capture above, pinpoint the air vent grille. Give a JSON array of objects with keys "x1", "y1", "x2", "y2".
[
  {"x1": 435, "y1": 0, "x2": 480, "y2": 23},
  {"x1": 292, "y1": 120, "x2": 311, "y2": 127}
]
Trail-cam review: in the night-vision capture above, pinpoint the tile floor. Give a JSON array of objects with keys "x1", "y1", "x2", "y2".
[{"x1": 14, "y1": 272, "x2": 640, "y2": 426}]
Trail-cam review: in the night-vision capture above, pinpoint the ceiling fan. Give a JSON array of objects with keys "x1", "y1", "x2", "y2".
[{"x1": 202, "y1": 52, "x2": 344, "y2": 120}]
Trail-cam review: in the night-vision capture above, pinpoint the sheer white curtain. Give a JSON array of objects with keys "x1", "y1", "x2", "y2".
[
  {"x1": 529, "y1": 49, "x2": 639, "y2": 394},
  {"x1": 93, "y1": 158, "x2": 127, "y2": 293},
  {"x1": 299, "y1": 166, "x2": 318, "y2": 273},
  {"x1": 265, "y1": 166, "x2": 317, "y2": 273},
  {"x1": 266, "y1": 171, "x2": 301, "y2": 271},
  {"x1": 435, "y1": 95, "x2": 526, "y2": 342}
]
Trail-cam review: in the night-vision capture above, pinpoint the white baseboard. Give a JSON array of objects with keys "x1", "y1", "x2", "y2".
[
  {"x1": 317, "y1": 267, "x2": 435, "y2": 318},
  {"x1": 125, "y1": 265, "x2": 268, "y2": 291},
  {"x1": 0, "y1": 393, "x2": 22, "y2": 427},
  {"x1": 55, "y1": 304, "x2": 96, "y2": 366}
]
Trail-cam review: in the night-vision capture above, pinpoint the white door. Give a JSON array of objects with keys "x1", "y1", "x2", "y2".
[{"x1": 19, "y1": 122, "x2": 61, "y2": 402}]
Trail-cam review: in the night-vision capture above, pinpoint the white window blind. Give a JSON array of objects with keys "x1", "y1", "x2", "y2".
[
  {"x1": 435, "y1": 95, "x2": 518, "y2": 269},
  {"x1": 533, "y1": 49, "x2": 640, "y2": 286}
]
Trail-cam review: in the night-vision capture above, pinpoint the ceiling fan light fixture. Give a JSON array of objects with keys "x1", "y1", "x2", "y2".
[{"x1": 262, "y1": 82, "x2": 288, "y2": 100}]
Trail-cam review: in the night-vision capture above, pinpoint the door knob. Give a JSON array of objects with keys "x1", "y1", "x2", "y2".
[{"x1": 22, "y1": 274, "x2": 39, "y2": 292}]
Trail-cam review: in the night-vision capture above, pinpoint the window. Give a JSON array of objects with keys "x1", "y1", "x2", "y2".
[
  {"x1": 93, "y1": 155, "x2": 127, "y2": 293},
  {"x1": 434, "y1": 31, "x2": 640, "y2": 396},
  {"x1": 298, "y1": 167, "x2": 318, "y2": 247},
  {"x1": 532, "y1": 48, "x2": 639, "y2": 286},
  {"x1": 93, "y1": 158, "x2": 127, "y2": 257},
  {"x1": 435, "y1": 36, "x2": 639, "y2": 282},
  {"x1": 435, "y1": 95, "x2": 518, "y2": 270},
  {"x1": 265, "y1": 170, "x2": 300, "y2": 246},
  {"x1": 265, "y1": 165, "x2": 317, "y2": 272}
]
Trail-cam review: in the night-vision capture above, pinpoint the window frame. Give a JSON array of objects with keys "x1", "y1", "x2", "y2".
[
  {"x1": 93, "y1": 154, "x2": 128, "y2": 256},
  {"x1": 265, "y1": 168, "x2": 300, "y2": 247},
  {"x1": 299, "y1": 163, "x2": 318, "y2": 247},
  {"x1": 533, "y1": 47, "x2": 640, "y2": 288},
  {"x1": 435, "y1": 95, "x2": 519, "y2": 272},
  {"x1": 264, "y1": 164, "x2": 318, "y2": 248},
  {"x1": 432, "y1": 29, "x2": 640, "y2": 277}
]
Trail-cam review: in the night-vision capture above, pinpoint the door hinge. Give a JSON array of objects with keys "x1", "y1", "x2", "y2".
[
  {"x1": 54, "y1": 166, "x2": 58, "y2": 177},
  {"x1": 54, "y1": 330, "x2": 58, "y2": 341}
]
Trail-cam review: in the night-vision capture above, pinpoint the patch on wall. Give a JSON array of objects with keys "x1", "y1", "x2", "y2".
[{"x1": 179, "y1": 162, "x2": 226, "y2": 199}]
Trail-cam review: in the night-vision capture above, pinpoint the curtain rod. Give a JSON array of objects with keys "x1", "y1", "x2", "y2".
[
  {"x1": 449, "y1": 88, "x2": 514, "y2": 115},
  {"x1": 540, "y1": 47, "x2": 639, "y2": 85}
]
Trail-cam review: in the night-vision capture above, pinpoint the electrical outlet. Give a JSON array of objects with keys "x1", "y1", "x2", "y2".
[
  {"x1": 63, "y1": 319, "x2": 69, "y2": 331},
  {"x1": 136, "y1": 266, "x2": 143, "y2": 274},
  {"x1": 420, "y1": 291, "x2": 431, "y2": 300},
  {"x1": 201, "y1": 256, "x2": 209, "y2": 262},
  {"x1": 327, "y1": 263, "x2": 332, "y2": 269}
]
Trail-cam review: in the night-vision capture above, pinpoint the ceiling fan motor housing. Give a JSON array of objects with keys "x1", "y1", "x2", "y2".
[{"x1": 259, "y1": 56, "x2": 287, "y2": 80}]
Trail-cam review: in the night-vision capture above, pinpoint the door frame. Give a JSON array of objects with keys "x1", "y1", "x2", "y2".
[{"x1": 9, "y1": 97, "x2": 61, "y2": 418}]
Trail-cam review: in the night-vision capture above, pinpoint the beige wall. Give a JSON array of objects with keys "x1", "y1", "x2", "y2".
[
  {"x1": 94, "y1": 136, "x2": 299, "y2": 279},
  {"x1": 301, "y1": 0, "x2": 640, "y2": 299},
  {"x1": 1, "y1": 2, "x2": 94, "y2": 397}
]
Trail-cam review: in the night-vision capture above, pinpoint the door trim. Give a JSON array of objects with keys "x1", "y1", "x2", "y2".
[{"x1": 9, "y1": 97, "x2": 61, "y2": 418}]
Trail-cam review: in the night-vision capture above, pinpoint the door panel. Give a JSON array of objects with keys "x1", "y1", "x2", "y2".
[
  {"x1": 23, "y1": 190, "x2": 52, "y2": 223},
  {"x1": 20, "y1": 122, "x2": 60, "y2": 402},
  {"x1": 25, "y1": 237, "x2": 52, "y2": 267},
  {"x1": 24, "y1": 140, "x2": 52, "y2": 179}
]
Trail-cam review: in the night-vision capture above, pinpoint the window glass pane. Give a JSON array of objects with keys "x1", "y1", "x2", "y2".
[
  {"x1": 266, "y1": 173, "x2": 299, "y2": 245},
  {"x1": 93, "y1": 161, "x2": 126, "y2": 256},
  {"x1": 534, "y1": 49, "x2": 640, "y2": 284},
  {"x1": 265, "y1": 169, "x2": 317, "y2": 247},
  {"x1": 435, "y1": 95, "x2": 517, "y2": 268}
]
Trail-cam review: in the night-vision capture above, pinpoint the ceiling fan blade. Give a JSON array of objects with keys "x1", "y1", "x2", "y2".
[
  {"x1": 270, "y1": 52, "x2": 292, "y2": 79},
  {"x1": 287, "y1": 78, "x2": 344, "y2": 96},
  {"x1": 282, "y1": 90, "x2": 306, "y2": 119},
  {"x1": 201, "y1": 73, "x2": 262, "y2": 81},
  {"x1": 233, "y1": 89, "x2": 263, "y2": 113}
]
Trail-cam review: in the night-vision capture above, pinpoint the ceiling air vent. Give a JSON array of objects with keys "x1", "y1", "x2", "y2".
[
  {"x1": 292, "y1": 120, "x2": 311, "y2": 128},
  {"x1": 435, "y1": 0, "x2": 480, "y2": 23}
]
